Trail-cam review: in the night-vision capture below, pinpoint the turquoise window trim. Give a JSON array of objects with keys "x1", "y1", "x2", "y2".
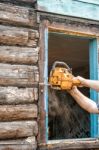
[
  {"x1": 38, "y1": 0, "x2": 99, "y2": 21},
  {"x1": 75, "y1": 0, "x2": 99, "y2": 5},
  {"x1": 89, "y1": 39, "x2": 98, "y2": 138},
  {"x1": 44, "y1": 28, "x2": 48, "y2": 142}
]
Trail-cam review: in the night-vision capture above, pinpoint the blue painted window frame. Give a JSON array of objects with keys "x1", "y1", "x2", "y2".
[
  {"x1": 89, "y1": 39, "x2": 98, "y2": 138},
  {"x1": 44, "y1": 29, "x2": 98, "y2": 141},
  {"x1": 38, "y1": 0, "x2": 99, "y2": 22}
]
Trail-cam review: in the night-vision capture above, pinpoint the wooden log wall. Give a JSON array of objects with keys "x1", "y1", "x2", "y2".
[{"x1": 0, "y1": 1, "x2": 38, "y2": 149}]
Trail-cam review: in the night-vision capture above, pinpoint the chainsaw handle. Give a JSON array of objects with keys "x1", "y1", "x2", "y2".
[
  {"x1": 73, "y1": 79, "x2": 81, "y2": 86},
  {"x1": 52, "y1": 61, "x2": 72, "y2": 73}
]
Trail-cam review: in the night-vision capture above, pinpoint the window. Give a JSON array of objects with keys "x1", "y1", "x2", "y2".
[
  {"x1": 39, "y1": 21, "x2": 99, "y2": 149},
  {"x1": 48, "y1": 33, "x2": 90, "y2": 140},
  {"x1": 48, "y1": 32, "x2": 98, "y2": 140}
]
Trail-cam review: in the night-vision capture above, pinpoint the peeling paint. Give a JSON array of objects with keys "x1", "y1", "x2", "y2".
[{"x1": 37, "y1": 0, "x2": 99, "y2": 21}]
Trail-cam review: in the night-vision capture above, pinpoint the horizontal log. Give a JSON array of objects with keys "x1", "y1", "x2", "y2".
[
  {"x1": 0, "y1": 104, "x2": 37, "y2": 121},
  {"x1": 17, "y1": 0, "x2": 36, "y2": 2},
  {"x1": 0, "y1": 46, "x2": 39, "y2": 65},
  {"x1": 0, "y1": 0, "x2": 36, "y2": 3},
  {"x1": 0, "y1": 136, "x2": 37, "y2": 150},
  {"x1": 0, "y1": 136, "x2": 36, "y2": 144},
  {"x1": 0, "y1": 2, "x2": 36, "y2": 26},
  {"x1": 0, "y1": 145, "x2": 35, "y2": 150},
  {"x1": 0, "y1": 64, "x2": 39, "y2": 87},
  {"x1": 0, "y1": 87, "x2": 38, "y2": 104},
  {"x1": 0, "y1": 25, "x2": 39, "y2": 47},
  {"x1": 0, "y1": 121, "x2": 38, "y2": 139}
]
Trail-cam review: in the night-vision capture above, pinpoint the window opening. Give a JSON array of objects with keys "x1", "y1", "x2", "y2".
[{"x1": 48, "y1": 32, "x2": 90, "y2": 140}]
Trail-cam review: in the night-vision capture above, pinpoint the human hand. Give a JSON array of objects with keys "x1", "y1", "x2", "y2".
[
  {"x1": 67, "y1": 86, "x2": 78, "y2": 94},
  {"x1": 75, "y1": 76, "x2": 86, "y2": 87}
]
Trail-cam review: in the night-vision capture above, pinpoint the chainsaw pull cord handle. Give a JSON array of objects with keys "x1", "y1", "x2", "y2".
[{"x1": 51, "y1": 61, "x2": 72, "y2": 73}]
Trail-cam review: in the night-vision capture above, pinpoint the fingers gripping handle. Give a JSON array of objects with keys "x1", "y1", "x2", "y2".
[{"x1": 72, "y1": 79, "x2": 81, "y2": 87}]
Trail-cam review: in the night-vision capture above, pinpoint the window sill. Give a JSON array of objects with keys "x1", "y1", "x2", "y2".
[{"x1": 39, "y1": 138, "x2": 99, "y2": 150}]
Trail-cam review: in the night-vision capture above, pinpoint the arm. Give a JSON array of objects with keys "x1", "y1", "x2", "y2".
[
  {"x1": 69, "y1": 87, "x2": 99, "y2": 114},
  {"x1": 77, "y1": 76, "x2": 99, "y2": 92}
]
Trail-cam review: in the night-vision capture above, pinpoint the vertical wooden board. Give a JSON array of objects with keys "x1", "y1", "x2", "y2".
[
  {"x1": 44, "y1": 28, "x2": 48, "y2": 141},
  {"x1": 0, "y1": 2, "x2": 36, "y2": 26},
  {"x1": 37, "y1": 0, "x2": 99, "y2": 21},
  {"x1": 38, "y1": 21, "x2": 49, "y2": 144}
]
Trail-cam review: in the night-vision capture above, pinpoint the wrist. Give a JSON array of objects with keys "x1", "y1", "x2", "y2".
[
  {"x1": 69, "y1": 87, "x2": 79, "y2": 95},
  {"x1": 79, "y1": 78, "x2": 88, "y2": 86},
  {"x1": 81, "y1": 79, "x2": 89, "y2": 87}
]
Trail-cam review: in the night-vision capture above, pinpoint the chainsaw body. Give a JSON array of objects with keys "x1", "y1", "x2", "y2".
[{"x1": 49, "y1": 61, "x2": 81, "y2": 90}]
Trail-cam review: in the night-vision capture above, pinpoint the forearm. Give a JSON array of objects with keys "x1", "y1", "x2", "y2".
[
  {"x1": 69, "y1": 88, "x2": 99, "y2": 113},
  {"x1": 82, "y1": 79, "x2": 99, "y2": 92},
  {"x1": 77, "y1": 76, "x2": 99, "y2": 92}
]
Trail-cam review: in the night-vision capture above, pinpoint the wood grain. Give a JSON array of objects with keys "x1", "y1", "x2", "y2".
[
  {"x1": 0, "y1": 64, "x2": 39, "y2": 87},
  {"x1": 0, "y1": 25, "x2": 39, "y2": 47},
  {"x1": 0, "y1": 136, "x2": 37, "y2": 150},
  {"x1": 0, "y1": 46, "x2": 39, "y2": 65},
  {"x1": 0, "y1": 2, "x2": 36, "y2": 26},
  {"x1": 0, "y1": 87, "x2": 38, "y2": 104},
  {"x1": 0, "y1": 104, "x2": 37, "y2": 121},
  {"x1": 0, "y1": 121, "x2": 38, "y2": 139}
]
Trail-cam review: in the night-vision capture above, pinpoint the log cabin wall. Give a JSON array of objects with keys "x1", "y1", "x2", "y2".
[
  {"x1": 1, "y1": 0, "x2": 99, "y2": 150},
  {"x1": 0, "y1": 0, "x2": 39, "y2": 149}
]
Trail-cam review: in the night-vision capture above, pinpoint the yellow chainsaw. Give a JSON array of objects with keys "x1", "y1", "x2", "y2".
[{"x1": 49, "y1": 61, "x2": 81, "y2": 90}]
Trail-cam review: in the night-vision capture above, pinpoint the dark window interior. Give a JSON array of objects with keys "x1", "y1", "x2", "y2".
[{"x1": 48, "y1": 32, "x2": 90, "y2": 140}]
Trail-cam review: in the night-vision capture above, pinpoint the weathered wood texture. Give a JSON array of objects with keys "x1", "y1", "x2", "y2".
[
  {"x1": 0, "y1": 46, "x2": 39, "y2": 65},
  {"x1": 0, "y1": 0, "x2": 36, "y2": 4},
  {"x1": 39, "y1": 139, "x2": 99, "y2": 150},
  {"x1": 0, "y1": 2, "x2": 36, "y2": 26},
  {"x1": 0, "y1": 0, "x2": 38, "y2": 149},
  {"x1": 38, "y1": 0, "x2": 99, "y2": 21},
  {"x1": 0, "y1": 104, "x2": 37, "y2": 121},
  {"x1": 0, "y1": 121, "x2": 38, "y2": 139},
  {"x1": 0, "y1": 136, "x2": 37, "y2": 150},
  {"x1": 16, "y1": 0, "x2": 36, "y2": 2},
  {"x1": 38, "y1": 21, "x2": 47, "y2": 144},
  {"x1": 0, "y1": 145, "x2": 35, "y2": 150},
  {"x1": 0, "y1": 25, "x2": 39, "y2": 47},
  {"x1": 0, "y1": 136, "x2": 36, "y2": 144},
  {"x1": 0, "y1": 64, "x2": 39, "y2": 87},
  {"x1": 0, "y1": 87, "x2": 38, "y2": 104},
  {"x1": 49, "y1": 23, "x2": 99, "y2": 38}
]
